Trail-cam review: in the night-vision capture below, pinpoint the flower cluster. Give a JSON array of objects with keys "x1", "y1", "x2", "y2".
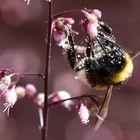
[
  {"x1": 0, "y1": 69, "x2": 104, "y2": 129},
  {"x1": 52, "y1": 9, "x2": 102, "y2": 49},
  {"x1": 0, "y1": 69, "x2": 74, "y2": 114},
  {"x1": 0, "y1": 70, "x2": 21, "y2": 115},
  {"x1": 0, "y1": 70, "x2": 38, "y2": 115}
]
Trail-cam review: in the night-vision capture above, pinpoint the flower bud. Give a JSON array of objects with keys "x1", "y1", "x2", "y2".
[
  {"x1": 87, "y1": 22, "x2": 98, "y2": 39},
  {"x1": 77, "y1": 103, "x2": 90, "y2": 124},
  {"x1": 34, "y1": 93, "x2": 44, "y2": 107},
  {"x1": 93, "y1": 9, "x2": 102, "y2": 19},
  {"x1": 80, "y1": 19, "x2": 98, "y2": 39},
  {"x1": 25, "y1": 84, "x2": 37, "y2": 98},
  {"x1": 52, "y1": 17, "x2": 77, "y2": 48},
  {"x1": 15, "y1": 86, "x2": 26, "y2": 98},
  {"x1": 52, "y1": 28, "x2": 67, "y2": 43}
]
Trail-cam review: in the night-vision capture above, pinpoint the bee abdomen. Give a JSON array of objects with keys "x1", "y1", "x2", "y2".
[{"x1": 108, "y1": 52, "x2": 133, "y2": 84}]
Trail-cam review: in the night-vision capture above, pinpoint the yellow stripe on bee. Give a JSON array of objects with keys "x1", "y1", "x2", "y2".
[{"x1": 109, "y1": 52, "x2": 133, "y2": 84}]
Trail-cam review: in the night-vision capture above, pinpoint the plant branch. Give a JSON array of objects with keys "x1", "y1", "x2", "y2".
[
  {"x1": 21, "y1": 72, "x2": 45, "y2": 78},
  {"x1": 42, "y1": 0, "x2": 53, "y2": 140},
  {"x1": 52, "y1": 10, "x2": 83, "y2": 20},
  {"x1": 48, "y1": 94, "x2": 100, "y2": 107}
]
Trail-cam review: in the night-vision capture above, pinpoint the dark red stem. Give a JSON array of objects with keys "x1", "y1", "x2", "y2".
[
  {"x1": 21, "y1": 72, "x2": 45, "y2": 78},
  {"x1": 52, "y1": 9, "x2": 83, "y2": 20},
  {"x1": 42, "y1": 0, "x2": 53, "y2": 140},
  {"x1": 48, "y1": 94, "x2": 99, "y2": 107}
]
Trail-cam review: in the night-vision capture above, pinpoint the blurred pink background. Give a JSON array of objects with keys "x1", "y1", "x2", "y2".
[{"x1": 0, "y1": 0, "x2": 140, "y2": 140}]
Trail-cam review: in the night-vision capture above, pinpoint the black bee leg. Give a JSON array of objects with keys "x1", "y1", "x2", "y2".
[
  {"x1": 66, "y1": 32, "x2": 78, "y2": 70},
  {"x1": 94, "y1": 85, "x2": 113, "y2": 130},
  {"x1": 85, "y1": 41, "x2": 96, "y2": 71}
]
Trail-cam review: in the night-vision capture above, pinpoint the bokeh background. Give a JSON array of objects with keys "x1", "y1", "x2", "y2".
[{"x1": 0, "y1": 0, "x2": 140, "y2": 140}]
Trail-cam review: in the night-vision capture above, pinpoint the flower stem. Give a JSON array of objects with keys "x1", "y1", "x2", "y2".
[
  {"x1": 52, "y1": 10, "x2": 83, "y2": 20},
  {"x1": 21, "y1": 72, "x2": 45, "y2": 78},
  {"x1": 48, "y1": 94, "x2": 99, "y2": 107},
  {"x1": 42, "y1": 0, "x2": 53, "y2": 140}
]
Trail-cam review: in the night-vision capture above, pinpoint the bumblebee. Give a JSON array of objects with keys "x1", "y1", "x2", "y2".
[
  {"x1": 63, "y1": 19, "x2": 134, "y2": 129},
  {"x1": 52, "y1": 9, "x2": 138, "y2": 130},
  {"x1": 66, "y1": 22, "x2": 133, "y2": 87}
]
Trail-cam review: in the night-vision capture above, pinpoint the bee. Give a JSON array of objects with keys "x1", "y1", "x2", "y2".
[
  {"x1": 63, "y1": 19, "x2": 136, "y2": 130},
  {"x1": 52, "y1": 9, "x2": 140, "y2": 130}
]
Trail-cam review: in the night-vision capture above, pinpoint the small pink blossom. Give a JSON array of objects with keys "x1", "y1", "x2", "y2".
[
  {"x1": 80, "y1": 19, "x2": 98, "y2": 39},
  {"x1": 52, "y1": 28, "x2": 67, "y2": 45},
  {"x1": 49, "y1": 91, "x2": 73, "y2": 110},
  {"x1": 2, "y1": 85, "x2": 17, "y2": 115},
  {"x1": 93, "y1": 9, "x2": 102, "y2": 19},
  {"x1": 52, "y1": 17, "x2": 74, "y2": 32},
  {"x1": 80, "y1": 97, "x2": 104, "y2": 126},
  {"x1": 52, "y1": 17, "x2": 77, "y2": 47},
  {"x1": 0, "y1": 75, "x2": 12, "y2": 95},
  {"x1": 77, "y1": 103, "x2": 90, "y2": 124},
  {"x1": 81, "y1": 10, "x2": 102, "y2": 39},
  {"x1": 87, "y1": 22, "x2": 98, "y2": 39},
  {"x1": 25, "y1": 84, "x2": 37, "y2": 98}
]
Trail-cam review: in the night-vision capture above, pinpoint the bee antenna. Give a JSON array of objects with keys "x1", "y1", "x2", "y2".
[{"x1": 67, "y1": 30, "x2": 75, "y2": 48}]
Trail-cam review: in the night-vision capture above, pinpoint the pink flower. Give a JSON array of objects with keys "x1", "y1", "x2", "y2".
[
  {"x1": 25, "y1": 84, "x2": 37, "y2": 98},
  {"x1": 80, "y1": 19, "x2": 98, "y2": 39},
  {"x1": 87, "y1": 22, "x2": 98, "y2": 39},
  {"x1": 93, "y1": 9, "x2": 102, "y2": 19},
  {"x1": 2, "y1": 85, "x2": 17, "y2": 115},
  {"x1": 49, "y1": 91, "x2": 73, "y2": 110},
  {"x1": 52, "y1": 17, "x2": 77, "y2": 47},
  {"x1": 81, "y1": 97, "x2": 104, "y2": 125},
  {"x1": 52, "y1": 27, "x2": 67, "y2": 46},
  {"x1": 81, "y1": 9, "x2": 102, "y2": 39},
  {"x1": 0, "y1": 75, "x2": 12, "y2": 95},
  {"x1": 77, "y1": 103, "x2": 90, "y2": 124}
]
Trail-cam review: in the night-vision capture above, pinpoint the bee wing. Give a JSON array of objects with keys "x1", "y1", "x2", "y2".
[
  {"x1": 94, "y1": 85, "x2": 113, "y2": 131},
  {"x1": 129, "y1": 46, "x2": 140, "y2": 60}
]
